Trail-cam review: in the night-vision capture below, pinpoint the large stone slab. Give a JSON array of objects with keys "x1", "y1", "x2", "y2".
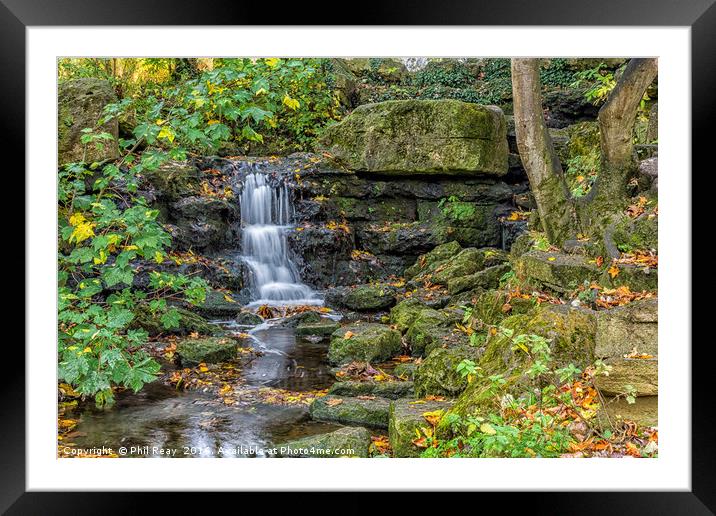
[
  {"x1": 318, "y1": 100, "x2": 508, "y2": 175},
  {"x1": 328, "y1": 322, "x2": 402, "y2": 365},
  {"x1": 275, "y1": 426, "x2": 372, "y2": 458},
  {"x1": 310, "y1": 395, "x2": 391, "y2": 429},
  {"x1": 595, "y1": 298, "x2": 658, "y2": 359},
  {"x1": 176, "y1": 337, "x2": 237, "y2": 367},
  {"x1": 598, "y1": 395, "x2": 658, "y2": 428},
  {"x1": 513, "y1": 250, "x2": 601, "y2": 293},
  {"x1": 328, "y1": 380, "x2": 415, "y2": 399},
  {"x1": 594, "y1": 358, "x2": 658, "y2": 396},
  {"x1": 389, "y1": 399, "x2": 454, "y2": 457},
  {"x1": 414, "y1": 345, "x2": 483, "y2": 398}
]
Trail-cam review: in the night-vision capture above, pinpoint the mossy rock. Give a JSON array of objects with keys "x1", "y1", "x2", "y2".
[
  {"x1": 317, "y1": 100, "x2": 508, "y2": 176},
  {"x1": 176, "y1": 337, "x2": 237, "y2": 367},
  {"x1": 295, "y1": 320, "x2": 340, "y2": 337},
  {"x1": 405, "y1": 308, "x2": 461, "y2": 357},
  {"x1": 195, "y1": 290, "x2": 243, "y2": 318},
  {"x1": 393, "y1": 362, "x2": 417, "y2": 380},
  {"x1": 510, "y1": 232, "x2": 535, "y2": 259},
  {"x1": 275, "y1": 426, "x2": 372, "y2": 458},
  {"x1": 404, "y1": 241, "x2": 462, "y2": 280},
  {"x1": 612, "y1": 215, "x2": 658, "y2": 253},
  {"x1": 594, "y1": 298, "x2": 657, "y2": 359},
  {"x1": 342, "y1": 284, "x2": 397, "y2": 311},
  {"x1": 338, "y1": 57, "x2": 408, "y2": 83},
  {"x1": 594, "y1": 358, "x2": 658, "y2": 396},
  {"x1": 430, "y1": 248, "x2": 487, "y2": 285},
  {"x1": 328, "y1": 380, "x2": 415, "y2": 399},
  {"x1": 235, "y1": 312, "x2": 264, "y2": 326},
  {"x1": 513, "y1": 250, "x2": 601, "y2": 293},
  {"x1": 331, "y1": 196, "x2": 416, "y2": 222},
  {"x1": 389, "y1": 298, "x2": 428, "y2": 332},
  {"x1": 141, "y1": 160, "x2": 201, "y2": 201},
  {"x1": 417, "y1": 200, "x2": 494, "y2": 229},
  {"x1": 278, "y1": 311, "x2": 322, "y2": 328},
  {"x1": 309, "y1": 395, "x2": 391, "y2": 429},
  {"x1": 328, "y1": 322, "x2": 402, "y2": 365},
  {"x1": 566, "y1": 121, "x2": 600, "y2": 159},
  {"x1": 414, "y1": 345, "x2": 483, "y2": 397},
  {"x1": 447, "y1": 263, "x2": 511, "y2": 295},
  {"x1": 131, "y1": 304, "x2": 219, "y2": 337},
  {"x1": 389, "y1": 399, "x2": 455, "y2": 457},
  {"x1": 600, "y1": 264, "x2": 658, "y2": 292}
]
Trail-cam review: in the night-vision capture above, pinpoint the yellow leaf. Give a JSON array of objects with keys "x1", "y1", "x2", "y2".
[
  {"x1": 480, "y1": 423, "x2": 497, "y2": 435},
  {"x1": 283, "y1": 95, "x2": 300, "y2": 110},
  {"x1": 223, "y1": 294, "x2": 236, "y2": 303},
  {"x1": 154, "y1": 251, "x2": 163, "y2": 264},
  {"x1": 82, "y1": 347, "x2": 92, "y2": 354},
  {"x1": 264, "y1": 57, "x2": 280, "y2": 68},
  {"x1": 343, "y1": 331, "x2": 354, "y2": 340},
  {"x1": 157, "y1": 126, "x2": 175, "y2": 143},
  {"x1": 68, "y1": 213, "x2": 95, "y2": 243},
  {"x1": 207, "y1": 119, "x2": 220, "y2": 125},
  {"x1": 608, "y1": 265, "x2": 620, "y2": 279},
  {"x1": 93, "y1": 249, "x2": 107, "y2": 265}
]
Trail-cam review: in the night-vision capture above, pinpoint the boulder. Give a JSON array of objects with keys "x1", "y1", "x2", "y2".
[
  {"x1": 638, "y1": 157, "x2": 658, "y2": 193},
  {"x1": 430, "y1": 248, "x2": 489, "y2": 285},
  {"x1": 389, "y1": 399, "x2": 454, "y2": 457},
  {"x1": 167, "y1": 196, "x2": 232, "y2": 251},
  {"x1": 447, "y1": 263, "x2": 511, "y2": 295},
  {"x1": 594, "y1": 358, "x2": 658, "y2": 396},
  {"x1": 405, "y1": 308, "x2": 461, "y2": 357},
  {"x1": 414, "y1": 345, "x2": 483, "y2": 397},
  {"x1": 195, "y1": 290, "x2": 243, "y2": 318},
  {"x1": 278, "y1": 311, "x2": 322, "y2": 328},
  {"x1": 393, "y1": 362, "x2": 417, "y2": 380},
  {"x1": 328, "y1": 323, "x2": 402, "y2": 365},
  {"x1": 338, "y1": 57, "x2": 408, "y2": 83},
  {"x1": 598, "y1": 395, "x2": 658, "y2": 428},
  {"x1": 58, "y1": 78, "x2": 119, "y2": 165},
  {"x1": 309, "y1": 395, "x2": 391, "y2": 429},
  {"x1": 389, "y1": 298, "x2": 428, "y2": 333},
  {"x1": 275, "y1": 426, "x2": 372, "y2": 458},
  {"x1": 328, "y1": 380, "x2": 415, "y2": 399},
  {"x1": 295, "y1": 320, "x2": 341, "y2": 337},
  {"x1": 600, "y1": 264, "x2": 658, "y2": 293},
  {"x1": 594, "y1": 298, "x2": 658, "y2": 358},
  {"x1": 235, "y1": 312, "x2": 264, "y2": 326},
  {"x1": 404, "y1": 241, "x2": 462, "y2": 280},
  {"x1": 326, "y1": 284, "x2": 397, "y2": 311},
  {"x1": 513, "y1": 250, "x2": 601, "y2": 293},
  {"x1": 176, "y1": 337, "x2": 237, "y2": 367},
  {"x1": 131, "y1": 304, "x2": 218, "y2": 337},
  {"x1": 318, "y1": 100, "x2": 508, "y2": 175},
  {"x1": 141, "y1": 161, "x2": 201, "y2": 201}
]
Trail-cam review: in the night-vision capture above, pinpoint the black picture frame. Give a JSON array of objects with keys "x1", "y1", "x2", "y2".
[{"x1": 5, "y1": 0, "x2": 710, "y2": 512}]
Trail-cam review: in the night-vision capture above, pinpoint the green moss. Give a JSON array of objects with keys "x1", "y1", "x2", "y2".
[
  {"x1": 404, "y1": 241, "x2": 462, "y2": 279},
  {"x1": 328, "y1": 322, "x2": 402, "y2": 365},
  {"x1": 414, "y1": 345, "x2": 482, "y2": 397},
  {"x1": 390, "y1": 298, "x2": 427, "y2": 333},
  {"x1": 310, "y1": 395, "x2": 391, "y2": 429},
  {"x1": 176, "y1": 337, "x2": 237, "y2": 366}
]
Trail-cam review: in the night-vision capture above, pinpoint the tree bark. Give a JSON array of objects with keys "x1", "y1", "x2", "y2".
[
  {"x1": 511, "y1": 58, "x2": 579, "y2": 244},
  {"x1": 593, "y1": 58, "x2": 658, "y2": 205}
]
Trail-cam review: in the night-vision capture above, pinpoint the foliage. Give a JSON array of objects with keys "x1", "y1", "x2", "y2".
[
  {"x1": 564, "y1": 150, "x2": 601, "y2": 198},
  {"x1": 438, "y1": 196, "x2": 476, "y2": 221},
  {"x1": 411, "y1": 61, "x2": 475, "y2": 89},
  {"x1": 58, "y1": 119, "x2": 210, "y2": 407}
]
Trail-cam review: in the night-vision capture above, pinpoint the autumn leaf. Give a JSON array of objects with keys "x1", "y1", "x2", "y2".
[
  {"x1": 608, "y1": 264, "x2": 620, "y2": 278},
  {"x1": 343, "y1": 331, "x2": 354, "y2": 340},
  {"x1": 326, "y1": 398, "x2": 344, "y2": 407},
  {"x1": 422, "y1": 410, "x2": 444, "y2": 427}
]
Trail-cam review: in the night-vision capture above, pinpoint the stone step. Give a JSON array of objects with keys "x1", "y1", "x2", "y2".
[
  {"x1": 389, "y1": 398, "x2": 455, "y2": 457},
  {"x1": 310, "y1": 395, "x2": 391, "y2": 429},
  {"x1": 273, "y1": 426, "x2": 372, "y2": 458}
]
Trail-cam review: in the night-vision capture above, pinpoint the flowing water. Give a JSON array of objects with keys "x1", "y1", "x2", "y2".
[{"x1": 239, "y1": 169, "x2": 320, "y2": 307}]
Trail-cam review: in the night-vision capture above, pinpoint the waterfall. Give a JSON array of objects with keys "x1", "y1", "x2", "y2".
[{"x1": 239, "y1": 169, "x2": 319, "y2": 307}]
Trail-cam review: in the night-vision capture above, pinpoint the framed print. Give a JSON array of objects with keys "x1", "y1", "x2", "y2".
[{"x1": 7, "y1": 0, "x2": 713, "y2": 512}]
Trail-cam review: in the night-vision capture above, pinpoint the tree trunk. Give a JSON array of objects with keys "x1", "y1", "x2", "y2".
[
  {"x1": 592, "y1": 58, "x2": 658, "y2": 206},
  {"x1": 511, "y1": 58, "x2": 579, "y2": 244}
]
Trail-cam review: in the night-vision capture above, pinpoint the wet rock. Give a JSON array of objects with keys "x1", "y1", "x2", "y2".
[
  {"x1": 278, "y1": 311, "x2": 322, "y2": 328},
  {"x1": 595, "y1": 298, "x2": 658, "y2": 358},
  {"x1": 393, "y1": 362, "x2": 417, "y2": 380},
  {"x1": 328, "y1": 322, "x2": 402, "y2": 365},
  {"x1": 404, "y1": 241, "x2": 462, "y2": 280},
  {"x1": 389, "y1": 298, "x2": 428, "y2": 332},
  {"x1": 167, "y1": 196, "x2": 233, "y2": 251},
  {"x1": 447, "y1": 263, "x2": 511, "y2": 295},
  {"x1": 415, "y1": 345, "x2": 483, "y2": 397},
  {"x1": 141, "y1": 161, "x2": 201, "y2": 201},
  {"x1": 195, "y1": 290, "x2": 243, "y2": 318},
  {"x1": 594, "y1": 358, "x2": 658, "y2": 396},
  {"x1": 389, "y1": 399, "x2": 454, "y2": 457},
  {"x1": 405, "y1": 308, "x2": 463, "y2": 357},
  {"x1": 309, "y1": 395, "x2": 391, "y2": 429},
  {"x1": 235, "y1": 312, "x2": 264, "y2": 326},
  {"x1": 287, "y1": 225, "x2": 354, "y2": 288},
  {"x1": 131, "y1": 304, "x2": 219, "y2": 337},
  {"x1": 325, "y1": 284, "x2": 397, "y2": 312},
  {"x1": 176, "y1": 337, "x2": 237, "y2": 367},
  {"x1": 318, "y1": 100, "x2": 508, "y2": 175},
  {"x1": 328, "y1": 380, "x2": 415, "y2": 399},
  {"x1": 275, "y1": 426, "x2": 372, "y2": 458},
  {"x1": 513, "y1": 250, "x2": 601, "y2": 293},
  {"x1": 58, "y1": 78, "x2": 119, "y2": 165},
  {"x1": 295, "y1": 320, "x2": 340, "y2": 337}
]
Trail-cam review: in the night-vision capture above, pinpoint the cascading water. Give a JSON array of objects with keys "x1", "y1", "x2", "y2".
[{"x1": 239, "y1": 168, "x2": 320, "y2": 307}]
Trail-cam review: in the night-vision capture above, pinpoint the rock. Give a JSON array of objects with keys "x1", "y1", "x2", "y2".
[
  {"x1": 309, "y1": 395, "x2": 391, "y2": 429},
  {"x1": 389, "y1": 399, "x2": 454, "y2": 457},
  {"x1": 326, "y1": 284, "x2": 397, "y2": 311},
  {"x1": 393, "y1": 362, "x2": 417, "y2": 380},
  {"x1": 276, "y1": 426, "x2": 372, "y2": 458},
  {"x1": 389, "y1": 298, "x2": 428, "y2": 332},
  {"x1": 295, "y1": 320, "x2": 341, "y2": 337},
  {"x1": 405, "y1": 308, "x2": 461, "y2": 357},
  {"x1": 600, "y1": 264, "x2": 658, "y2": 292},
  {"x1": 328, "y1": 323, "x2": 402, "y2": 365},
  {"x1": 338, "y1": 57, "x2": 408, "y2": 83},
  {"x1": 141, "y1": 161, "x2": 201, "y2": 201},
  {"x1": 414, "y1": 345, "x2": 483, "y2": 397},
  {"x1": 235, "y1": 312, "x2": 264, "y2": 326},
  {"x1": 328, "y1": 380, "x2": 415, "y2": 399},
  {"x1": 404, "y1": 241, "x2": 462, "y2": 280},
  {"x1": 131, "y1": 304, "x2": 219, "y2": 337},
  {"x1": 330, "y1": 59, "x2": 359, "y2": 108},
  {"x1": 594, "y1": 358, "x2": 658, "y2": 396},
  {"x1": 429, "y1": 248, "x2": 489, "y2": 285},
  {"x1": 467, "y1": 289, "x2": 535, "y2": 328},
  {"x1": 167, "y1": 196, "x2": 232, "y2": 251},
  {"x1": 510, "y1": 232, "x2": 535, "y2": 259},
  {"x1": 638, "y1": 157, "x2": 658, "y2": 193},
  {"x1": 595, "y1": 298, "x2": 658, "y2": 358},
  {"x1": 566, "y1": 121, "x2": 600, "y2": 160},
  {"x1": 318, "y1": 100, "x2": 508, "y2": 176},
  {"x1": 176, "y1": 337, "x2": 237, "y2": 367},
  {"x1": 58, "y1": 78, "x2": 119, "y2": 165},
  {"x1": 513, "y1": 250, "x2": 601, "y2": 293},
  {"x1": 195, "y1": 290, "x2": 243, "y2": 318},
  {"x1": 278, "y1": 311, "x2": 322, "y2": 328},
  {"x1": 447, "y1": 263, "x2": 511, "y2": 295},
  {"x1": 542, "y1": 86, "x2": 599, "y2": 128},
  {"x1": 611, "y1": 215, "x2": 658, "y2": 253},
  {"x1": 598, "y1": 395, "x2": 658, "y2": 428}
]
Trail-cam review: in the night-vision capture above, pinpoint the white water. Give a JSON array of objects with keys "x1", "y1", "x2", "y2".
[{"x1": 239, "y1": 171, "x2": 320, "y2": 307}]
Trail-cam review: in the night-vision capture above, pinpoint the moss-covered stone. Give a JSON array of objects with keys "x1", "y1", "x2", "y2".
[
  {"x1": 513, "y1": 250, "x2": 601, "y2": 293},
  {"x1": 176, "y1": 337, "x2": 237, "y2": 366},
  {"x1": 317, "y1": 100, "x2": 508, "y2": 176},
  {"x1": 342, "y1": 284, "x2": 397, "y2": 311},
  {"x1": 430, "y1": 248, "x2": 487, "y2": 285},
  {"x1": 328, "y1": 322, "x2": 402, "y2": 365},
  {"x1": 141, "y1": 161, "x2": 201, "y2": 201},
  {"x1": 566, "y1": 121, "x2": 600, "y2": 159},
  {"x1": 295, "y1": 320, "x2": 341, "y2": 337},
  {"x1": 404, "y1": 241, "x2": 462, "y2": 280},
  {"x1": 594, "y1": 358, "x2": 658, "y2": 396},
  {"x1": 58, "y1": 78, "x2": 119, "y2": 165},
  {"x1": 389, "y1": 298, "x2": 427, "y2": 332},
  {"x1": 275, "y1": 426, "x2": 372, "y2": 458},
  {"x1": 414, "y1": 345, "x2": 483, "y2": 397},
  {"x1": 405, "y1": 308, "x2": 461, "y2": 357},
  {"x1": 600, "y1": 264, "x2": 658, "y2": 292},
  {"x1": 594, "y1": 298, "x2": 658, "y2": 358},
  {"x1": 338, "y1": 57, "x2": 408, "y2": 83},
  {"x1": 328, "y1": 380, "x2": 415, "y2": 399},
  {"x1": 389, "y1": 399, "x2": 454, "y2": 457},
  {"x1": 195, "y1": 289, "x2": 243, "y2": 318},
  {"x1": 131, "y1": 304, "x2": 219, "y2": 337},
  {"x1": 235, "y1": 312, "x2": 264, "y2": 326},
  {"x1": 447, "y1": 263, "x2": 511, "y2": 295},
  {"x1": 310, "y1": 395, "x2": 391, "y2": 429},
  {"x1": 393, "y1": 362, "x2": 417, "y2": 380},
  {"x1": 612, "y1": 215, "x2": 658, "y2": 252}
]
